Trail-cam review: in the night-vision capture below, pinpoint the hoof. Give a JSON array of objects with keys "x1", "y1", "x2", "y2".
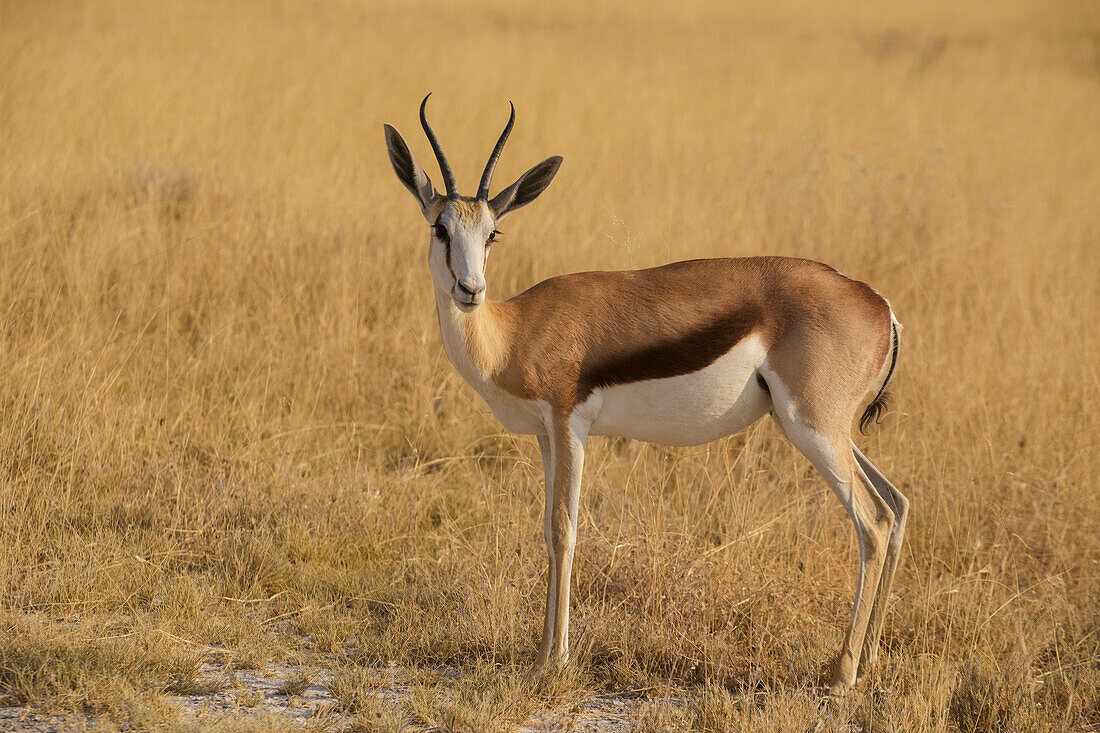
[{"x1": 827, "y1": 672, "x2": 855, "y2": 698}]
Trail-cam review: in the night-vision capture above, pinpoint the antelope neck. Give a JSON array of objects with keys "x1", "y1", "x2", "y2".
[{"x1": 434, "y1": 288, "x2": 513, "y2": 382}]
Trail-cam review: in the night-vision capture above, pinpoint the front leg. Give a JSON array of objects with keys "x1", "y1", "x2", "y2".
[
  {"x1": 537, "y1": 412, "x2": 588, "y2": 666},
  {"x1": 535, "y1": 433, "x2": 555, "y2": 666}
]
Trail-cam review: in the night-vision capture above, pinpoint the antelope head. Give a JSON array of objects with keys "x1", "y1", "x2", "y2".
[{"x1": 384, "y1": 95, "x2": 562, "y2": 312}]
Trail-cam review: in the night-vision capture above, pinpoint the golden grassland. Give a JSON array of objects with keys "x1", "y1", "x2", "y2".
[{"x1": 1, "y1": 0, "x2": 1098, "y2": 729}]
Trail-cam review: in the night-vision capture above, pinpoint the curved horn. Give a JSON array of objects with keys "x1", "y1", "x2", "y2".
[
  {"x1": 419, "y1": 93, "x2": 458, "y2": 197},
  {"x1": 477, "y1": 102, "x2": 515, "y2": 200}
]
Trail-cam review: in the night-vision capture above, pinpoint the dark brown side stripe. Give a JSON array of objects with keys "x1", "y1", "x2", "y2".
[{"x1": 576, "y1": 304, "x2": 767, "y2": 402}]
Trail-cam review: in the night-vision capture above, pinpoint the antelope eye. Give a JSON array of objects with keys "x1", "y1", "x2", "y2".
[
  {"x1": 432, "y1": 224, "x2": 449, "y2": 242},
  {"x1": 487, "y1": 229, "x2": 499, "y2": 244}
]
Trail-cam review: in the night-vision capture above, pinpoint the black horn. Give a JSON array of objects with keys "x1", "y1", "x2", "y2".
[
  {"x1": 419, "y1": 93, "x2": 458, "y2": 198},
  {"x1": 477, "y1": 102, "x2": 515, "y2": 200}
]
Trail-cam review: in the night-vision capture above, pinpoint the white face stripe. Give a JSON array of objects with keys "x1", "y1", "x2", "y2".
[{"x1": 433, "y1": 200, "x2": 495, "y2": 305}]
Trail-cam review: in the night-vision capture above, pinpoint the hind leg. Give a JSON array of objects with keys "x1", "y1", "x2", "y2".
[
  {"x1": 852, "y1": 443, "x2": 909, "y2": 671},
  {"x1": 768, "y1": 407, "x2": 894, "y2": 693}
]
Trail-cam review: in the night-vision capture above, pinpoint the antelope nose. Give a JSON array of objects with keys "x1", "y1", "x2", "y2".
[{"x1": 457, "y1": 277, "x2": 485, "y2": 297}]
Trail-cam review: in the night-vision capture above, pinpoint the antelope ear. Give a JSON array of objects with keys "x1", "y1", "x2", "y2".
[
  {"x1": 489, "y1": 156, "x2": 562, "y2": 221},
  {"x1": 384, "y1": 124, "x2": 438, "y2": 218}
]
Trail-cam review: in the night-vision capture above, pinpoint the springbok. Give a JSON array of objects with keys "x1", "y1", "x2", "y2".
[{"x1": 383, "y1": 95, "x2": 909, "y2": 694}]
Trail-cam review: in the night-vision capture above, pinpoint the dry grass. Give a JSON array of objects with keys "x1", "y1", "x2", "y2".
[
  {"x1": 1, "y1": 0, "x2": 1098, "y2": 729},
  {"x1": 276, "y1": 670, "x2": 313, "y2": 700}
]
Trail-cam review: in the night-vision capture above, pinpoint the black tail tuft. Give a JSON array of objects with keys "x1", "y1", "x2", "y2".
[
  {"x1": 858, "y1": 390, "x2": 891, "y2": 435},
  {"x1": 859, "y1": 319, "x2": 900, "y2": 435}
]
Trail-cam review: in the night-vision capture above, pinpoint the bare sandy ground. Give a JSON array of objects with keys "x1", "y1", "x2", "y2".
[
  {"x1": 0, "y1": 663, "x2": 646, "y2": 731},
  {"x1": 165, "y1": 663, "x2": 641, "y2": 731}
]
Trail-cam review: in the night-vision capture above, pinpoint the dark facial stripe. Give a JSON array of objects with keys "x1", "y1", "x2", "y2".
[
  {"x1": 445, "y1": 240, "x2": 457, "y2": 284},
  {"x1": 576, "y1": 304, "x2": 766, "y2": 402},
  {"x1": 435, "y1": 219, "x2": 459, "y2": 286}
]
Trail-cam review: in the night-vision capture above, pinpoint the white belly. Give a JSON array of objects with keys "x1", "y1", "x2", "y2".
[{"x1": 583, "y1": 334, "x2": 771, "y2": 446}]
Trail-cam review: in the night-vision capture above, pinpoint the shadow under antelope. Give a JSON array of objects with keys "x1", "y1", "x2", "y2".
[{"x1": 384, "y1": 95, "x2": 909, "y2": 695}]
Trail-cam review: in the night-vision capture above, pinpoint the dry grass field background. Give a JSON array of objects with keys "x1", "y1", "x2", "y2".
[{"x1": 1, "y1": 0, "x2": 1098, "y2": 730}]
